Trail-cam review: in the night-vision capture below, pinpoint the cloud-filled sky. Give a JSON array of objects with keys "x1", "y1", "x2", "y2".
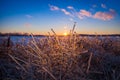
[{"x1": 0, "y1": 0, "x2": 120, "y2": 35}]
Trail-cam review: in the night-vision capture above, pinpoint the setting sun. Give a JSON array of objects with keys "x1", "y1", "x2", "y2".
[{"x1": 63, "y1": 32, "x2": 68, "y2": 36}]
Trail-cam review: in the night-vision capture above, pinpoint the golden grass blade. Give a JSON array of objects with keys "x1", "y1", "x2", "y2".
[
  {"x1": 42, "y1": 67, "x2": 57, "y2": 80},
  {"x1": 8, "y1": 54, "x2": 27, "y2": 73},
  {"x1": 51, "y1": 28, "x2": 57, "y2": 36},
  {"x1": 72, "y1": 22, "x2": 76, "y2": 34}
]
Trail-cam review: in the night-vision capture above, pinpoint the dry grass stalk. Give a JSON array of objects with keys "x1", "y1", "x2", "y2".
[
  {"x1": 86, "y1": 52, "x2": 93, "y2": 73},
  {"x1": 42, "y1": 67, "x2": 57, "y2": 80},
  {"x1": 8, "y1": 54, "x2": 27, "y2": 73}
]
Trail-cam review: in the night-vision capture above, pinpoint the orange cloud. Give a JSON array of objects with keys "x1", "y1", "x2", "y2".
[
  {"x1": 93, "y1": 12, "x2": 114, "y2": 20},
  {"x1": 79, "y1": 10, "x2": 92, "y2": 17}
]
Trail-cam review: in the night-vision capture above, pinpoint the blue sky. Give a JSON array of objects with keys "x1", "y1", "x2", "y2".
[{"x1": 0, "y1": 0, "x2": 120, "y2": 35}]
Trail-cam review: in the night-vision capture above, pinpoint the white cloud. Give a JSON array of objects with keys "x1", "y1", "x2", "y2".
[
  {"x1": 67, "y1": 6, "x2": 74, "y2": 9},
  {"x1": 61, "y1": 9, "x2": 72, "y2": 16},
  {"x1": 77, "y1": 14, "x2": 84, "y2": 19},
  {"x1": 101, "y1": 4, "x2": 107, "y2": 9},
  {"x1": 49, "y1": 4, "x2": 73, "y2": 17},
  {"x1": 77, "y1": 10, "x2": 92, "y2": 19},
  {"x1": 48, "y1": 4, "x2": 116, "y2": 21},
  {"x1": 49, "y1": 4, "x2": 59, "y2": 11}
]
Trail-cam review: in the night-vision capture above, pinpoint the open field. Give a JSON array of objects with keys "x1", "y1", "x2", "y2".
[{"x1": 0, "y1": 28, "x2": 120, "y2": 80}]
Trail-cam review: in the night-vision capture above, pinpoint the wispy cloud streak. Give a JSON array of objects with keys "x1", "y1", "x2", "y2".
[
  {"x1": 61, "y1": 9, "x2": 72, "y2": 16},
  {"x1": 67, "y1": 6, "x2": 74, "y2": 9},
  {"x1": 49, "y1": 4, "x2": 59, "y2": 11},
  {"x1": 78, "y1": 10, "x2": 92, "y2": 19}
]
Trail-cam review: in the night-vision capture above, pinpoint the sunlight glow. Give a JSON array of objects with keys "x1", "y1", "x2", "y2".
[{"x1": 63, "y1": 32, "x2": 68, "y2": 36}]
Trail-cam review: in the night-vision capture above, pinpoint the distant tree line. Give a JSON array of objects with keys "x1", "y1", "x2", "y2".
[{"x1": 0, "y1": 32, "x2": 45, "y2": 37}]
